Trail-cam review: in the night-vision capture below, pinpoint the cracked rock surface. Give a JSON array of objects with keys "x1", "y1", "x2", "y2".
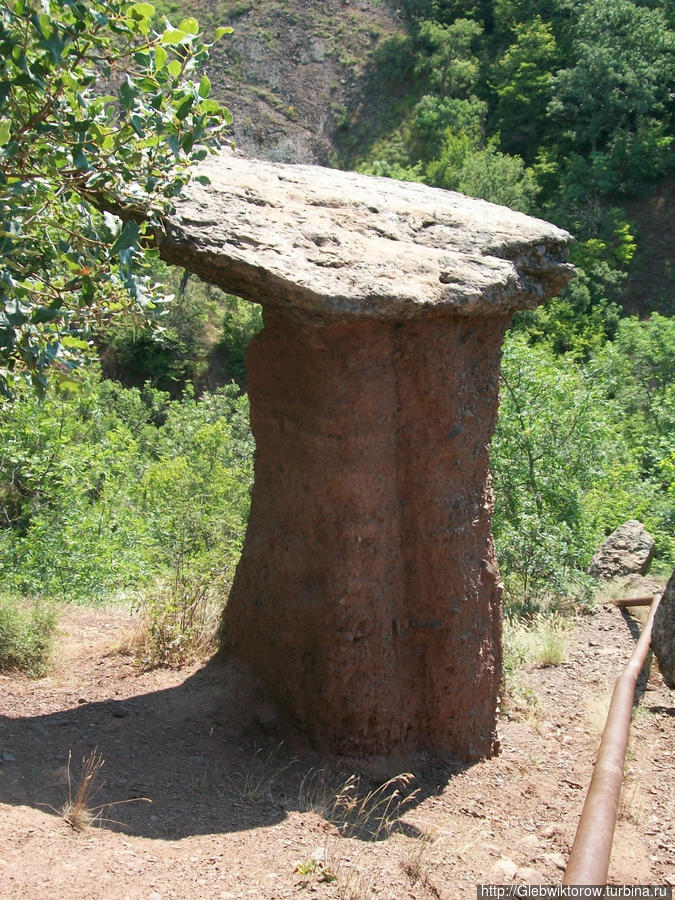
[{"x1": 160, "y1": 150, "x2": 573, "y2": 322}]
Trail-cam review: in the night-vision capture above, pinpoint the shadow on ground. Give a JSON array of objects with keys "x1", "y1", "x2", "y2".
[{"x1": 0, "y1": 657, "x2": 467, "y2": 840}]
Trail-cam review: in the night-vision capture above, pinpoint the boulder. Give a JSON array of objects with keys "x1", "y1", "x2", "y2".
[
  {"x1": 589, "y1": 520, "x2": 655, "y2": 580},
  {"x1": 652, "y1": 568, "x2": 675, "y2": 689},
  {"x1": 161, "y1": 151, "x2": 574, "y2": 761}
]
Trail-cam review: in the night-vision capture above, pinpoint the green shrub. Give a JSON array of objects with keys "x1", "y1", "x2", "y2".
[
  {"x1": 0, "y1": 595, "x2": 57, "y2": 677},
  {"x1": 491, "y1": 324, "x2": 673, "y2": 612},
  {"x1": 0, "y1": 374, "x2": 254, "y2": 607}
]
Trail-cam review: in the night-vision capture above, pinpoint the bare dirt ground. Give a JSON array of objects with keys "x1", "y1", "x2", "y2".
[{"x1": 1, "y1": 599, "x2": 673, "y2": 899}]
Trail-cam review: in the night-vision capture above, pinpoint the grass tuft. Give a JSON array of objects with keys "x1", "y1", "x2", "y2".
[
  {"x1": 231, "y1": 743, "x2": 297, "y2": 803},
  {"x1": 45, "y1": 748, "x2": 152, "y2": 832},
  {"x1": 503, "y1": 611, "x2": 571, "y2": 670},
  {"x1": 61, "y1": 748, "x2": 106, "y2": 831}
]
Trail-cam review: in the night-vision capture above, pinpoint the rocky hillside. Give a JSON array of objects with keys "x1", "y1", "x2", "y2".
[{"x1": 194, "y1": 0, "x2": 402, "y2": 164}]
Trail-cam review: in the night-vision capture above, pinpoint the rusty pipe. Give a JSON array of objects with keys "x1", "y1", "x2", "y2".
[
  {"x1": 563, "y1": 594, "x2": 662, "y2": 885},
  {"x1": 612, "y1": 596, "x2": 655, "y2": 607}
]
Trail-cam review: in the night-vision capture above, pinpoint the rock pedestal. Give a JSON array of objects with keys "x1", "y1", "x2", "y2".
[{"x1": 160, "y1": 151, "x2": 574, "y2": 760}]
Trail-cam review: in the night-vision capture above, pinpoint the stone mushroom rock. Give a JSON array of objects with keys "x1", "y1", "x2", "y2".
[
  {"x1": 588, "y1": 520, "x2": 656, "y2": 580},
  {"x1": 159, "y1": 152, "x2": 573, "y2": 322},
  {"x1": 652, "y1": 567, "x2": 675, "y2": 689},
  {"x1": 159, "y1": 151, "x2": 574, "y2": 761}
]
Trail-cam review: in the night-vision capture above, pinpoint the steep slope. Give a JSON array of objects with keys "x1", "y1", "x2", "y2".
[{"x1": 195, "y1": 0, "x2": 402, "y2": 164}]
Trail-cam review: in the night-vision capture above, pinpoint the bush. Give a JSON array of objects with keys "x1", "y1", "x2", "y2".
[
  {"x1": 491, "y1": 334, "x2": 617, "y2": 608},
  {"x1": 0, "y1": 595, "x2": 57, "y2": 677},
  {"x1": 0, "y1": 373, "x2": 254, "y2": 607},
  {"x1": 491, "y1": 319, "x2": 674, "y2": 613}
]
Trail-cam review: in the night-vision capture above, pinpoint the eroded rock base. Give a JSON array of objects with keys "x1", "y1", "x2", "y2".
[{"x1": 222, "y1": 310, "x2": 508, "y2": 760}]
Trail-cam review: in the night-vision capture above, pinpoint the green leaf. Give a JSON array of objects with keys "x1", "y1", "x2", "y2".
[
  {"x1": 155, "y1": 45, "x2": 167, "y2": 71},
  {"x1": 111, "y1": 221, "x2": 140, "y2": 254},
  {"x1": 176, "y1": 95, "x2": 194, "y2": 120},
  {"x1": 131, "y1": 2, "x2": 155, "y2": 18},
  {"x1": 167, "y1": 59, "x2": 182, "y2": 78},
  {"x1": 60, "y1": 336, "x2": 90, "y2": 349},
  {"x1": 73, "y1": 146, "x2": 88, "y2": 170},
  {"x1": 179, "y1": 18, "x2": 200, "y2": 35},
  {"x1": 161, "y1": 29, "x2": 187, "y2": 45},
  {"x1": 130, "y1": 115, "x2": 145, "y2": 137},
  {"x1": 55, "y1": 375, "x2": 82, "y2": 392},
  {"x1": 0, "y1": 120, "x2": 11, "y2": 146},
  {"x1": 214, "y1": 26, "x2": 233, "y2": 40},
  {"x1": 38, "y1": 13, "x2": 53, "y2": 40},
  {"x1": 120, "y1": 76, "x2": 138, "y2": 109},
  {"x1": 198, "y1": 75, "x2": 211, "y2": 98},
  {"x1": 31, "y1": 306, "x2": 62, "y2": 324}
]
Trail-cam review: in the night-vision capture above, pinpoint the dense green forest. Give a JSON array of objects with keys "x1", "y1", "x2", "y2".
[{"x1": 0, "y1": 0, "x2": 672, "y2": 673}]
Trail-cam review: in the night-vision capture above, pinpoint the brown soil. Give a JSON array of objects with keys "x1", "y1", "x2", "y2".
[{"x1": 1, "y1": 601, "x2": 673, "y2": 899}]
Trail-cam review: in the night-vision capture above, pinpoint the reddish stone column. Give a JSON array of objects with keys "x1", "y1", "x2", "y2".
[{"x1": 222, "y1": 308, "x2": 508, "y2": 760}]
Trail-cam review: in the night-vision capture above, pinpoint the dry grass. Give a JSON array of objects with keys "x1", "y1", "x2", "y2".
[
  {"x1": 120, "y1": 577, "x2": 222, "y2": 669},
  {"x1": 402, "y1": 829, "x2": 436, "y2": 884},
  {"x1": 230, "y1": 743, "x2": 297, "y2": 803},
  {"x1": 298, "y1": 768, "x2": 417, "y2": 840},
  {"x1": 294, "y1": 769, "x2": 419, "y2": 898},
  {"x1": 617, "y1": 767, "x2": 642, "y2": 826},
  {"x1": 504, "y1": 612, "x2": 571, "y2": 669},
  {"x1": 329, "y1": 773, "x2": 417, "y2": 840},
  {"x1": 45, "y1": 748, "x2": 152, "y2": 831},
  {"x1": 61, "y1": 748, "x2": 105, "y2": 831}
]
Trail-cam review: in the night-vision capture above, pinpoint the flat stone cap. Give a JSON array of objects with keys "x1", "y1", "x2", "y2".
[{"x1": 159, "y1": 150, "x2": 574, "y2": 321}]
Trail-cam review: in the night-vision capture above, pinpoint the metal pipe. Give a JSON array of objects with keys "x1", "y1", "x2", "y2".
[
  {"x1": 563, "y1": 594, "x2": 662, "y2": 885},
  {"x1": 612, "y1": 596, "x2": 655, "y2": 607}
]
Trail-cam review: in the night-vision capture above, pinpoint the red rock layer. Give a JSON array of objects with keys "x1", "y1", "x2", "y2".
[{"x1": 222, "y1": 309, "x2": 509, "y2": 760}]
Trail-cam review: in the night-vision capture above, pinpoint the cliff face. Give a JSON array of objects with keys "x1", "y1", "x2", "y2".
[{"x1": 206, "y1": 0, "x2": 401, "y2": 164}]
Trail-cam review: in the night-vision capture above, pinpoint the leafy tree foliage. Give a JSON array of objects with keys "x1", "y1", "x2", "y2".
[
  {"x1": 0, "y1": 371, "x2": 253, "y2": 602},
  {"x1": 413, "y1": 17, "x2": 482, "y2": 97},
  {"x1": 490, "y1": 16, "x2": 558, "y2": 160},
  {"x1": 492, "y1": 326, "x2": 673, "y2": 610},
  {"x1": 549, "y1": 0, "x2": 673, "y2": 156},
  {"x1": 359, "y1": 1, "x2": 672, "y2": 609},
  {"x1": 427, "y1": 133, "x2": 539, "y2": 211},
  {"x1": 0, "y1": 0, "x2": 231, "y2": 393}
]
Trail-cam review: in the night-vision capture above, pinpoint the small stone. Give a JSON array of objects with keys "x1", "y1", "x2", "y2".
[
  {"x1": 543, "y1": 851, "x2": 566, "y2": 871},
  {"x1": 540, "y1": 822, "x2": 563, "y2": 839},
  {"x1": 310, "y1": 846, "x2": 327, "y2": 864},
  {"x1": 519, "y1": 834, "x2": 540, "y2": 849},
  {"x1": 516, "y1": 867, "x2": 545, "y2": 884},
  {"x1": 1, "y1": 752, "x2": 16, "y2": 762},
  {"x1": 492, "y1": 857, "x2": 518, "y2": 880}
]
